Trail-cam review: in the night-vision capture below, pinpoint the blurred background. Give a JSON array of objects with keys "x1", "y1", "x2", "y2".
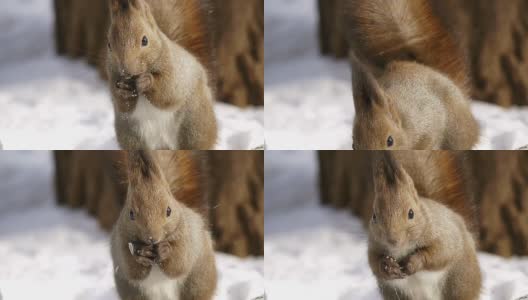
[
  {"x1": 265, "y1": 151, "x2": 528, "y2": 300},
  {"x1": 265, "y1": 0, "x2": 528, "y2": 150},
  {"x1": 0, "y1": 151, "x2": 263, "y2": 300},
  {"x1": 0, "y1": 0, "x2": 263, "y2": 149}
]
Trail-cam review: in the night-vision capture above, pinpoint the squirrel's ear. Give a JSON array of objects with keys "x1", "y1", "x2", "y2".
[
  {"x1": 127, "y1": 150, "x2": 161, "y2": 182},
  {"x1": 373, "y1": 152, "x2": 409, "y2": 196},
  {"x1": 351, "y1": 55, "x2": 387, "y2": 113},
  {"x1": 128, "y1": 0, "x2": 140, "y2": 7},
  {"x1": 375, "y1": 152, "x2": 400, "y2": 186},
  {"x1": 110, "y1": 0, "x2": 132, "y2": 14}
]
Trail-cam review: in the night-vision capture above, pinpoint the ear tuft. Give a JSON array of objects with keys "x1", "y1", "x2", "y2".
[
  {"x1": 127, "y1": 150, "x2": 159, "y2": 180},
  {"x1": 111, "y1": 0, "x2": 131, "y2": 14},
  {"x1": 374, "y1": 152, "x2": 400, "y2": 187},
  {"x1": 351, "y1": 55, "x2": 386, "y2": 112}
]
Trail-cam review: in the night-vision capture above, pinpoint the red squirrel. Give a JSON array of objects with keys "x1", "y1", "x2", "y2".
[
  {"x1": 368, "y1": 152, "x2": 481, "y2": 299},
  {"x1": 346, "y1": 0, "x2": 480, "y2": 150},
  {"x1": 107, "y1": 0, "x2": 218, "y2": 150},
  {"x1": 111, "y1": 151, "x2": 217, "y2": 300}
]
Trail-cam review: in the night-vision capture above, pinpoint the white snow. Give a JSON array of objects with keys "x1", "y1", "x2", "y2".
[
  {"x1": 264, "y1": 151, "x2": 528, "y2": 300},
  {"x1": 0, "y1": 152, "x2": 264, "y2": 300},
  {"x1": 0, "y1": 0, "x2": 263, "y2": 150},
  {"x1": 264, "y1": 0, "x2": 528, "y2": 150}
]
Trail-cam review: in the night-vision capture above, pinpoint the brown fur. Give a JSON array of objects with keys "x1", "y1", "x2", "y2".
[
  {"x1": 424, "y1": 152, "x2": 478, "y2": 236},
  {"x1": 389, "y1": 151, "x2": 478, "y2": 237},
  {"x1": 107, "y1": 0, "x2": 218, "y2": 150},
  {"x1": 156, "y1": 151, "x2": 208, "y2": 222},
  {"x1": 368, "y1": 152, "x2": 481, "y2": 300},
  {"x1": 347, "y1": 0, "x2": 480, "y2": 150},
  {"x1": 346, "y1": 0, "x2": 469, "y2": 93},
  {"x1": 111, "y1": 150, "x2": 217, "y2": 300}
]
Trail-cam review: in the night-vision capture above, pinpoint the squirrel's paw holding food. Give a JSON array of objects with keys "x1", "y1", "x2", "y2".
[
  {"x1": 156, "y1": 241, "x2": 172, "y2": 262},
  {"x1": 113, "y1": 80, "x2": 138, "y2": 113},
  {"x1": 115, "y1": 80, "x2": 138, "y2": 99},
  {"x1": 136, "y1": 256, "x2": 156, "y2": 267},
  {"x1": 401, "y1": 253, "x2": 422, "y2": 275},
  {"x1": 130, "y1": 243, "x2": 157, "y2": 267},
  {"x1": 379, "y1": 255, "x2": 406, "y2": 280},
  {"x1": 135, "y1": 73, "x2": 154, "y2": 94}
]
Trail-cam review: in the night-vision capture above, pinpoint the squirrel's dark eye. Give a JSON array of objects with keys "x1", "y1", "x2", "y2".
[
  {"x1": 387, "y1": 136, "x2": 394, "y2": 147},
  {"x1": 408, "y1": 209, "x2": 414, "y2": 219},
  {"x1": 142, "y1": 36, "x2": 148, "y2": 47},
  {"x1": 129, "y1": 210, "x2": 135, "y2": 221},
  {"x1": 372, "y1": 213, "x2": 377, "y2": 223},
  {"x1": 166, "y1": 206, "x2": 172, "y2": 217}
]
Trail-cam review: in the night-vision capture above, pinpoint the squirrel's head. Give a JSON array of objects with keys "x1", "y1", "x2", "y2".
[
  {"x1": 369, "y1": 152, "x2": 427, "y2": 252},
  {"x1": 351, "y1": 59, "x2": 407, "y2": 150},
  {"x1": 107, "y1": 0, "x2": 162, "y2": 77},
  {"x1": 121, "y1": 151, "x2": 182, "y2": 245}
]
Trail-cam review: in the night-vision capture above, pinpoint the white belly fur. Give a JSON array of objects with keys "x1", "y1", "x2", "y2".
[
  {"x1": 137, "y1": 265, "x2": 181, "y2": 300},
  {"x1": 387, "y1": 270, "x2": 446, "y2": 300},
  {"x1": 130, "y1": 96, "x2": 180, "y2": 149}
]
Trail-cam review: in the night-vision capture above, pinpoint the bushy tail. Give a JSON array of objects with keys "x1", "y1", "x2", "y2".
[
  {"x1": 345, "y1": 0, "x2": 469, "y2": 94},
  {"x1": 414, "y1": 152, "x2": 478, "y2": 239}
]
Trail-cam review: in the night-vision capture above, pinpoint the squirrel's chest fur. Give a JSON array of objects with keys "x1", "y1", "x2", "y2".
[
  {"x1": 386, "y1": 270, "x2": 446, "y2": 300},
  {"x1": 130, "y1": 96, "x2": 183, "y2": 149},
  {"x1": 137, "y1": 265, "x2": 182, "y2": 300}
]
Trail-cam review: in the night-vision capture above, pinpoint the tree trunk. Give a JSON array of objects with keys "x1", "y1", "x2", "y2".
[
  {"x1": 318, "y1": 0, "x2": 348, "y2": 58},
  {"x1": 318, "y1": 151, "x2": 528, "y2": 257},
  {"x1": 317, "y1": 0, "x2": 528, "y2": 107},
  {"x1": 211, "y1": 0, "x2": 264, "y2": 106},
  {"x1": 54, "y1": 151, "x2": 125, "y2": 230},
  {"x1": 207, "y1": 151, "x2": 264, "y2": 257},
  {"x1": 52, "y1": 0, "x2": 263, "y2": 107},
  {"x1": 53, "y1": 150, "x2": 264, "y2": 258}
]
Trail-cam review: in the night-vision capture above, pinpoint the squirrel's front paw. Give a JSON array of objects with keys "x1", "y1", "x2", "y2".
[
  {"x1": 379, "y1": 255, "x2": 406, "y2": 280},
  {"x1": 401, "y1": 254, "x2": 422, "y2": 275},
  {"x1": 136, "y1": 256, "x2": 156, "y2": 267},
  {"x1": 133, "y1": 243, "x2": 156, "y2": 267},
  {"x1": 115, "y1": 80, "x2": 138, "y2": 98},
  {"x1": 136, "y1": 73, "x2": 154, "y2": 94},
  {"x1": 156, "y1": 241, "x2": 172, "y2": 262},
  {"x1": 113, "y1": 80, "x2": 138, "y2": 112}
]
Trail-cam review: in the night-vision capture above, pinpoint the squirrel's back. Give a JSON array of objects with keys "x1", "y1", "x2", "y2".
[
  {"x1": 394, "y1": 151, "x2": 478, "y2": 238},
  {"x1": 345, "y1": 0, "x2": 469, "y2": 94}
]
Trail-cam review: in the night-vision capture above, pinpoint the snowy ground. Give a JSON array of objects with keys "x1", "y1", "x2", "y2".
[
  {"x1": 264, "y1": 151, "x2": 528, "y2": 300},
  {"x1": 0, "y1": 152, "x2": 264, "y2": 300},
  {"x1": 0, "y1": 0, "x2": 263, "y2": 150},
  {"x1": 264, "y1": 0, "x2": 528, "y2": 150}
]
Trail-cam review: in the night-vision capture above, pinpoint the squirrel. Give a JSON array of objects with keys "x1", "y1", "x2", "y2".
[
  {"x1": 367, "y1": 152, "x2": 481, "y2": 300},
  {"x1": 345, "y1": 0, "x2": 480, "y2": 150},
  {"x1": 106, "y1": 0, "x2": 218, "y2": 150},
  {"x1": 111, "y1": 150, "x2": 217, "y2": 300}
]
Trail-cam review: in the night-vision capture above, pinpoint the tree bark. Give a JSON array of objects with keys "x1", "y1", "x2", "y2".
[
  {"x1": 53, "y1": 0, "x2": 263, "y2": 107},
  {"x1": 207, "y1": 151, "x2": 264, "y2": 257},
  {"x1": 318, "y1": 0, "x2": 348, "y2": 58},
  {"x1": 317, "y1": 0, "x2": 528, "y2": 107},
  {"x1": 211, "y1": 0, "x2": 264, "y2": 106},
  {"x1": 318, "y1": 151, "x2": 528, "y2": 257},
  {"x1": 53, "y1": 150, "x2": 264, "y2": 257}
]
